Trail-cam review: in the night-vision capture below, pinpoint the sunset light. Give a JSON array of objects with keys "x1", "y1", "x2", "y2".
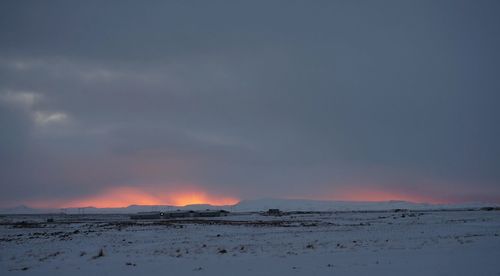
[
  {"x1": 27, "y1": 187, "x2": 239, "y2": 209},
  {"x1": 2, "y1": 1, "x2": 499, "y2": 274}
]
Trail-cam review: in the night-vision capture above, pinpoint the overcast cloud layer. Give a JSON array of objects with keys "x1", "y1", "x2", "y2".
[{"x1": 1, "y1": 0, "x2": 500, "y2": 207}]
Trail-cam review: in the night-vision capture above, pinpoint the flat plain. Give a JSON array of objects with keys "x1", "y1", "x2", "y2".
[{"x1": 1, "y1": 210, "x2": 499, "y2": 275}]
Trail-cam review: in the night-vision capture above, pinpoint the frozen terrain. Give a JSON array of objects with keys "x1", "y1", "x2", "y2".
[{"x1": 1, "y1": 209, "x2": 499, "y2": 275}]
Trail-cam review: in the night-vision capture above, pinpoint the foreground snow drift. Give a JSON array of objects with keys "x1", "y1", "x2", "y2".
[{"x1": 1, "y1": 210, "x2": 499, "y2": 275}]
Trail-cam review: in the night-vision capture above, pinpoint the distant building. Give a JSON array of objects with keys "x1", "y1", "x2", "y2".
[
  {"x1": 267, "y1": 209, "x2": 282, "y2": 216},
  {"x1": 130, "y1": 212, "x2": 164, "y2": 220}
]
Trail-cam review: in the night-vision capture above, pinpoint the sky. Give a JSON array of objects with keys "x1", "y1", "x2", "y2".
[{"x1": 1, "y1": 0, "x2": 500, "y2": 208}]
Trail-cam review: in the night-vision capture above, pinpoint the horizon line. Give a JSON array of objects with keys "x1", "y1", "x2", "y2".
[{"x1": 3, "y1": 198, "x2": 498, "y2": 210}]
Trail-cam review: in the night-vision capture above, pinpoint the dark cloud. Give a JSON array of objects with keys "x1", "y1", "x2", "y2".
[{"x1": 1, "y1": 0, "x2": 500, "y2": 206}]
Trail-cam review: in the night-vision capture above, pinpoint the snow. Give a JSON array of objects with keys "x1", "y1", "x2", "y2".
[{"x1": 1, "y1": 209, "x2": 499, "y2": 275}]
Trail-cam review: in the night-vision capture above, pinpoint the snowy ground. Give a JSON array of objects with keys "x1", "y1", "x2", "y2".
[{"x1": 1, "y1": 210, "x2": 499, "y2": 275}]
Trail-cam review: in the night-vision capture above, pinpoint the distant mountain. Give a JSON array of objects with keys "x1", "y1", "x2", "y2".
[
  {"x1": 0, "y1": 199, "x2": 496, "y2": 214},
  {"x1": 232, "y1": 198, "x2": 496, "y2": 212},
  {"x1": 0, "y1": 203, "x2": 233, "y2": 214}
]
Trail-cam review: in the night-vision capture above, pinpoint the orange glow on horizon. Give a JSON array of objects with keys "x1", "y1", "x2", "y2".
[
  {"x1": 28, "y1": 186, "x2": 239, "y2": 209},
  {"x1": 23, "y1": 186, "x2": 448, "y2": 209}
]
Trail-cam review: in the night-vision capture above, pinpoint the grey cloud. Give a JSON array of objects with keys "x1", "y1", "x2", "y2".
[{"x1": 1, "y1": 0, "x2": 499, "y2": 206}]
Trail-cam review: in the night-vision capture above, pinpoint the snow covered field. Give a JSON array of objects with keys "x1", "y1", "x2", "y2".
[{"x1": 1, "y1": 210, "x2": 499, "y2": 275}]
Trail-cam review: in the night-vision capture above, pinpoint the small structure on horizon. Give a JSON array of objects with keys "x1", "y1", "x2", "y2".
[
  {"x1": 267, "y1": 209, "x2": 282, "y2": 216},
  {"x1": 130, "y1": 212, "x2": 165, "y2": 220}
]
